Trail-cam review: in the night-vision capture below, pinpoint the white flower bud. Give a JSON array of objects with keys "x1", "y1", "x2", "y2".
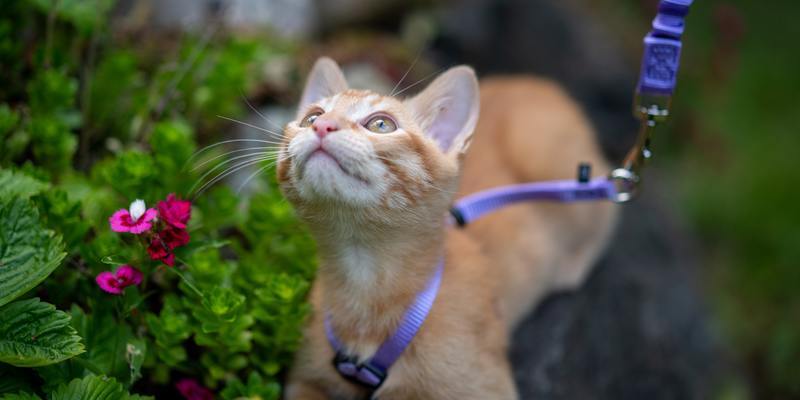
[{"x1": 129, "y1": 199, "x2": 146, "y2": 221}]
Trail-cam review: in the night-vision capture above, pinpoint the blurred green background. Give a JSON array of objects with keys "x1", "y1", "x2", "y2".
[{"x1": 664, "y1": 0, "x2": 800, "y2": 397}]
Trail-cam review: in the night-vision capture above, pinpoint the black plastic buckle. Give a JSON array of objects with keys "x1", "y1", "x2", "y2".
[
  {"x1": 332, "y1": 352, "x2": 387, "y2": 390},
  {"x1": 449, "y1": 207, "x2": 467, "y2": 227},
  {"x1": 577, "y1": 162, "x2": 592, "y2": 183}
]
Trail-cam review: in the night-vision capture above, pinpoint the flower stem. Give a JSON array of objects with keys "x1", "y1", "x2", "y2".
[{"x1": 168, "y1": 262, "x2": 204, "y2": 298}]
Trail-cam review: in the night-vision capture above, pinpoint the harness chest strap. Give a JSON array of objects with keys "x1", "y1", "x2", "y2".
[{"x1": 324, "y1": 259, "x2": 444, "y2": 390}]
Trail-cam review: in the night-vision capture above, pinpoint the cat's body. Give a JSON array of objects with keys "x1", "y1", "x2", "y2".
[{"x1": 279, "y1": 59, "x2": 617, "y2": 400}]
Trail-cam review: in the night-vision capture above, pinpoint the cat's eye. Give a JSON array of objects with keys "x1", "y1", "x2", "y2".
[
  {"x1": 300, "y1": 110, "x2": 323, "y2": 127},
  {"x1": 364, "y1": 115, "x2": 397, "y2": 134}
]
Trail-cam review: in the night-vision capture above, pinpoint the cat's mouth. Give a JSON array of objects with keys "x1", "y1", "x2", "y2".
[{"x1": 301, "y1": 148, "x2": 369, "y2": 185}]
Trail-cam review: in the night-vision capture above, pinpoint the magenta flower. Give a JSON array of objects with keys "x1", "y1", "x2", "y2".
[
  {"x1": 158, "y1": 194, "x2": 192, "y2": 229},
  {"x1": 176, "y1": 378, "x2": 214, "y2": 400},
  {"x1": 109, "y1": 199, "x2": 157, "y2": 234},
  {"x1": 95, "y1": 265, "x2": 143, "y2": 295},
  {"x1": 147, "y1": 235, "x2": 176, "y2": 266},
  {"x1": 146, "y1": 228, "x2": 189, "y2": 267}
]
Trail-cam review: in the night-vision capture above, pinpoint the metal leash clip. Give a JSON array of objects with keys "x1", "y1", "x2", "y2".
[
  {"x1": 610, "y1": 0, "x2": 692, "y2": 203},
  {"x1": 610, "y1": 93, "x2": 670, "y2": 202}
]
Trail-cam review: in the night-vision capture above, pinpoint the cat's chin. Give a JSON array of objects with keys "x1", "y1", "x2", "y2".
[{"x1": 293, "y1": 153, "x2": 385, "y2": 207}]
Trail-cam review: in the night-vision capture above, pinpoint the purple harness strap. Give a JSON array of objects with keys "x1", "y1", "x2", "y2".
[
  {"x1": 324, "y1": 259, "x2": 444, "y2": 390},
  {"x1": 450, "y1": 177, "x2": 617, "y2": 227},
  {"x1": 323, "y1": 0, "x2": 693, "y2": 391}
]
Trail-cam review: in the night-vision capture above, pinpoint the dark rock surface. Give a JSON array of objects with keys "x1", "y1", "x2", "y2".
[{"x1": 509, "y1": 191, "x2": 720, "y2": 400}]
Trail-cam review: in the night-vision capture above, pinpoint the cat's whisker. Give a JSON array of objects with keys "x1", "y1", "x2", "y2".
[
  {"x1": 390, "y1": 50, "x2": 422, "y2": 97},
  {"x1": 186, "y1": 138, "x2": 280, "y2": 167},
  {"x1": 190, "y1": 153, "x2": 274, "y2": 194},
  {"x1": 393, "y1": 67, "x2": 447, "y2": 97},
  {"x1": 191, "y1": 146, "x2": 273, "y2": 171},
  {"x1": 419, "y1": 180, "x2": 458, "y2": 195},
  {"x1": 192, "y1": 157, "x2": 273, "y2": 198},
  {"x1": 217, "y1": 115, "x2": 281, "y2": 137},
  {"x1": 241, "y1": 93, "x2": 284, "y2": 132},
  {"x1": 236, "y1": 163, "x2": 273, "y2": 194}
]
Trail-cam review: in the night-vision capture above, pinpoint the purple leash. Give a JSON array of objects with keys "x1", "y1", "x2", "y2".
[
  {"x1": 324, "y1": 259, "x2": 444, "y2": 390},
  {"x1": 323, "y1": 0, "x2": 693, "y2": 391},
  {"x1": 452, "y1": 0, "x2": 694, "y2": 222}
]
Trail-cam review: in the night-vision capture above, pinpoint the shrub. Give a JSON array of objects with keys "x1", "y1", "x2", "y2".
[{"x1": 0, "y1": 1, "x2": 312, "y2": 398}]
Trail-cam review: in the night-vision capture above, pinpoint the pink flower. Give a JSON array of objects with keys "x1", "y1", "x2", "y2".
[
  {"x1": 146, "y1": 228, "x2": 189, "y2": 267},
  {"x1": 158, "y1": 194, "x2": 192, "y2": 229},
  {"x1": 109, "y1": 199, "x2": 157, "y2": 234},
  {"x1": 176, "y1": 378, "x2": 214, "y2": 400},
  {"x1": 95, "y1": 265, "x2": 143, "y2": 295},
  {"x1": 147, "y1": 236, "x2": 176, "y2": 266},
  {"x1": 162, "y1": 227, "x2": 190, "y2": 249}
]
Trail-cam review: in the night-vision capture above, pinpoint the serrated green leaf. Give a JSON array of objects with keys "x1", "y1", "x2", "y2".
[
  {"x1": 49, "y1": 375, "x2": 126, "y2": 400},
  {"x1": 0, "y1": 298, "x2": 84, "y2": 367},
  {"x1": 0, "y1": 170, "x2": 49, "y2": 200},
  {"x1": 0, "y1": 196, "x2": 65, "y2": 307}
]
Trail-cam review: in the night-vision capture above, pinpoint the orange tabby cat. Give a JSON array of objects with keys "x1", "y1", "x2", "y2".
[{"x1": 278, "y1": 57, "x2": 618, "y2": 399}]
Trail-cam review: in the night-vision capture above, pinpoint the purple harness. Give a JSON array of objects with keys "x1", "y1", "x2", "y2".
[
  {"x1": 324, "y1": 0, "x2": 693, "y2": 392},
  {"x1": 325, "y1": 260, "x2": 444, "y2": 389}
]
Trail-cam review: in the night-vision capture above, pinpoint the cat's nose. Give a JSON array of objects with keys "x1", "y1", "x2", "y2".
[{"x1": 312, "y1": 117, "x2": 339, "y2": 138}]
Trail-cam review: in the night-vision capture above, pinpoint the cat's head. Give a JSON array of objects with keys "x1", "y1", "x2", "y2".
[{"x1": 277, "y1": 57, "x2": 479, "y2": 225}]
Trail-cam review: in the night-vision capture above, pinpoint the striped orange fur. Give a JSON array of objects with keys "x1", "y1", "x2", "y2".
[{"x1": 278, "y1": 58, "x2": 618, "y2": 399}]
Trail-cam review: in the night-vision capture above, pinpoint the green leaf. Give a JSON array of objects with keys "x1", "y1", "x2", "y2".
[
  {"x1": 33, "y1": 190, "x2": 88, "y2": 252},
  {"x1": 0, "y1": 392, "x2": 42, "y2": 400},
  {"x1": 69, "y1": 304, "x2": 132, "y2": 381},
  {"x1": 49, "y1": 375, "x2": 138, "y2": 400},
  {"x1": 35, "y1": 360, "x2": 85, "y2": 394},
  {"x1": 0, "y1": 104, "x2": 20, "y2": 138},
  {"x1": 220, "y1": 371, "x2": 280, "y2": 400},
  {"x1": 0, "y1": 298, "x2": 84, "y2": 367},
  {"x1": 25, "y1": 69, "x2": 77, "y2": 116},
  {"x1": 27, "y1": 0, "x2": 114, "y2": 35},
  {"x1": 0, "y1": 170, "x2": 49, "y2": 200},
  {"x1": 0, "y1": 196, "x2": 65, "y2": 307}
]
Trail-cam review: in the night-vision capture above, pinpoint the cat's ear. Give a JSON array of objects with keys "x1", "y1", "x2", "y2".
[
  {"x1": 298, "y1": 57, "x2": 348, "y2": 117},
  {"x1": 405, "y1": 66, "x2": 479, "y2": 155}
]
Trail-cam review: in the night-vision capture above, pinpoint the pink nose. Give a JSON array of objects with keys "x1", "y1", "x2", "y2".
[{"x1": 312, "y1": 117, "x2": 339, "y2": 138}]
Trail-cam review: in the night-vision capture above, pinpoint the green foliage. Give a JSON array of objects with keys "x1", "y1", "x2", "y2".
[
  {"x1": 33, "y1": 190, "x2": 89, "y2": 253},
  {"x1": 49, "y1": 375, "x2": 144, "y2": 400},
  {"x1": 28, "y1": 0, "x2": 115, "y2": 35},
  {"x1": 0, "y1": 0, "x2": 311, "y2": 397},
  {"x1": 0, "y1": 392, "x2": 42, "y2": 400},
  {"x1": 0, "y1": 194, "x2": 66, "y2": 307},
  {"x1": 25, "y1": 70, "x2": 80, "y2": 175},
  {"x1": 0, "y1": 170, "x2": 48, "y2": 200},
  {"x1": 219, "y1": 371, "x2": 280, "y2": 400},
  {"x1": 0, "y1": 298, "x2": 84, "y2": 367}
]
